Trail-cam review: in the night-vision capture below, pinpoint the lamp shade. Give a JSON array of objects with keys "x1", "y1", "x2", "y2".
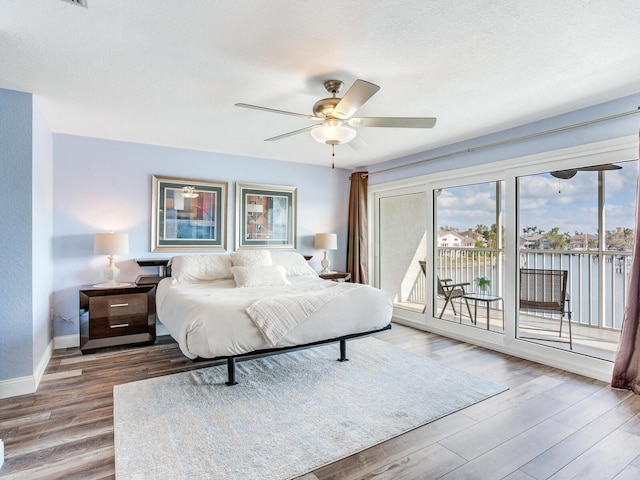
[
  {"x1": 315, "y1": 233, "x2": 338, "y2": 250},
  {"x1": 94, "y1": 232, "x2": 129, "y2": 255}
]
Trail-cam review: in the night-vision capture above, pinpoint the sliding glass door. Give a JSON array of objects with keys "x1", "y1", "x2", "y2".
[{"x1": 371, "y1": 137, "x2": 638, "y2": 380}]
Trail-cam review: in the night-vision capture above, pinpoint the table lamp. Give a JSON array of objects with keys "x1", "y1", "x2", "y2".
[
  {"x1": 315, "y1": 233, "x2": 338, "y2": 274},
  {"x1": 94, "y1": 232, "x2": 130, "y2": 288}
]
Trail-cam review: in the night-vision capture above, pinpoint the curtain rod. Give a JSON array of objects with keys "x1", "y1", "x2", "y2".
[{"x1": 369, "y1": 107, "x2": 640, "y2": 176}]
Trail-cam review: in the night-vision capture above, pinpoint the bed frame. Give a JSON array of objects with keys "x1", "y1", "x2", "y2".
[{"x1": 195, "y1": 323, "x2": 392, "y2": 385}]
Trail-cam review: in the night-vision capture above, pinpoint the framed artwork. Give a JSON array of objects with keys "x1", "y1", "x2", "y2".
[
  {"x1": 236, "y1": 182, "x2": 297, "y2": 249},
  {"x1": 151, "y1": 175, "x2": 227, "y2": 252}
]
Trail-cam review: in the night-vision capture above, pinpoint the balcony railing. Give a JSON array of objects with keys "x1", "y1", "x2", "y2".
[{"x1": 432, "y1": 247, "x2": 631, "y2": 331}]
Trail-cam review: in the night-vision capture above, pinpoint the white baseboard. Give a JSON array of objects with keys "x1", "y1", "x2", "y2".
[
  {"x1": 0, "y1": 340, "x2": 53, "y2": 399},
  {"x1": 54, "y1": 334, "x2": 79, "y2": 349},
  {"x1": 0, "y1": 374, "x2": 36, "y2": 399},
  {"x1": 34, "y1": 339, "x2": 53, "y2": 386}
]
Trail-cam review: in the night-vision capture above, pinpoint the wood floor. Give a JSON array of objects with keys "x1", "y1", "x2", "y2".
[{"x1": 1, "y1": 324, "x2": 640, "y2": 479}]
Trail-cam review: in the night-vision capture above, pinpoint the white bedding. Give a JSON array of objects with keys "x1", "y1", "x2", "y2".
[{"x1": 156, "y1": 276, "x2": 393, "y2": 359}]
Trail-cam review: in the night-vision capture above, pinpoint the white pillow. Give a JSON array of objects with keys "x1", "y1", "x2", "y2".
[
  {"x1": 230, "y1": 250, "x2": 272, "y2": 267},
  {"x1": 170, "y1": 254, "x2": 232, "y2": 283},
  {"x1": 231, "y1": 266, "x2": 290, "y2": 287},
  {"x1": 270, "y1": 251, "x2": 318, "y2": 277}
]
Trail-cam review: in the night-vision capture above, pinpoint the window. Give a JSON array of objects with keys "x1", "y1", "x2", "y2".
[
  {"x1": 516, "y1": 160, "x2": 637, "y2": 360},
  {"x1": 434, "y1": 181, "x2": 504, "y2": 333}
]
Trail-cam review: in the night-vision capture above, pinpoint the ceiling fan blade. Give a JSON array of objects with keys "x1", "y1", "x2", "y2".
[
  {"x1": 332, "y1": 79, "x2": 380, "y2": 119},
  {"x1": 577, "y1": 164, "x2": 622, "y2": 171},
  {"x1": 264, "y1": 124, "x2": 319, "y2": 142},
  {"x1": 235, "y1": 103, "x2": 320, "y2": 120},
  {"x1": 348, "y1": 135, "x2": 368, "y2": 151},
  {"x1": 348, "y1": 117, "x2": 437, "y2": 128}
]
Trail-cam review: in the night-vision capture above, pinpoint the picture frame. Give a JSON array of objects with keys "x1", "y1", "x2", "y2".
[
  {"x1": 151, "y1": 175, "x2": 227, "y2": 252},
  {"x1": 236, "y1": 182, "x2": 297, "y2": 249}
]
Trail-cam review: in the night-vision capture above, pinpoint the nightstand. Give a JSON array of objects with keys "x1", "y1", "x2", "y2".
[
  {"x1": 79, "y1": 284, "x2": 156, "y2": 353},
  {"x1": 319, "y1": 271, "x2": 352, "y2": 282},
  {"x1": 135, "y1": 258, "x2": 171, "y2": 285}
]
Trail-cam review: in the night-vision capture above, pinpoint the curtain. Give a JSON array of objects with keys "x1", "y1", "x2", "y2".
[
  {"x1": 347, "y1": 171, "x2": 368, "y2": 284},
  {"x1": 612, "y1": 132, "x2": 640, "y2": 393}
]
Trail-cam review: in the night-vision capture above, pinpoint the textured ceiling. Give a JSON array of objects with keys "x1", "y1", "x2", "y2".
[{"x1": 1, "y1": 1, "x2": 639, "y2": 169}]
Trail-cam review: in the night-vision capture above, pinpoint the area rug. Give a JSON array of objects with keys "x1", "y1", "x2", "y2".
[{"x1": 114, "y1": 337, "x2": 506, "y2": 480}]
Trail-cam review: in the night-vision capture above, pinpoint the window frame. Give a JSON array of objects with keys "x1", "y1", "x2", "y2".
[{"x1": 369, "y1": 135, "x2": 637, "y2": 382}]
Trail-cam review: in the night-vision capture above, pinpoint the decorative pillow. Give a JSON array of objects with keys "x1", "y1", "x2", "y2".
[
  {"x1": 229, "y1": 250, "x2": 273, "y2": 267},
  {"x1": 170, "y1": 254, "x2": 232, "y2": 283},
  {"x1": 231, "y1": 266, "x2": 290, "y2": 288},
  {"x1": 270, "y1": 251, "x2": 318, "y2": 277}
]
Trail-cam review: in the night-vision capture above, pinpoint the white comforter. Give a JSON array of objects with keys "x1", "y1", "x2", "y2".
[{"x1": 156, "y1": 276, "x2": 393, "y2": 359}]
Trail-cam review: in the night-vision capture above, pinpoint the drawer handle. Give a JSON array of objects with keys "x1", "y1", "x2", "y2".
[
  {"x1": 110, "y1": 303, "x2": 129, "y2": 308},
  {"x1": 110, "y1": 323, "x2": 130, "y2": 328}
]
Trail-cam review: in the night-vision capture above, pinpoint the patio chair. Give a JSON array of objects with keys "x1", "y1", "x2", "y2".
[
  {"x1": 420, "y1": 261, "x2": 472, "y2": 318},
  {"x1": 519, "y1": 268, "x2": 572, "y2": 350}
]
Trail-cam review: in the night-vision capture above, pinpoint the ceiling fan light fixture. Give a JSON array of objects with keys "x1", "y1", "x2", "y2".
[
  {"x1": 181, "y1": 186, "x2": 199, "y2": 198},
  {"x1": 310, "y1": 121, "x2": 357, "y2": 146}
]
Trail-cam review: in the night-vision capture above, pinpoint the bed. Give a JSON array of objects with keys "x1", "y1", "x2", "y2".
[{"x1": 156, "y1": 250, "x2": 393, "y2": 384}]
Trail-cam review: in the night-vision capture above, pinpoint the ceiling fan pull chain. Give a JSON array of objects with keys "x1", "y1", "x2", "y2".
[{"x1": 332, "y1": 144, "x2": 335, "y2": 169}]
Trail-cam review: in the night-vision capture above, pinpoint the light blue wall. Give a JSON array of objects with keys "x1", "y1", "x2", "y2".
[
  {"x1": 0, "y1": 89, "x2": 34, "y2": 381},
  {"x1": 32, "y1": 100, "x2": 54, "y2": 372},
  {"x1": 2, "y1": 85, "x2": 638, "y2": 393},
  {"x1": 368, "y1": 94, "x2": 640, "y2": 185},
  {"x1": 51, "y1": 135, "x2": 351, "y2": 337}
]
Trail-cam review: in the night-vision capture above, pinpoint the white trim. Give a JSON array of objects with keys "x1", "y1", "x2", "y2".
[
  {"x1": 34, "y1": 339, "x2": 53, "y2": 387},
  {"x1": 0, "y1": 340, "x2": 54, "y2": 399},
  {"x1": 369, "y1": 135, "x2": 638, "y2": 193},
  {"x1": 0, "y1": 374, "x2": 36, "y2": 399},
  {"x1": 391, "y1": 315, "x2": 613, "y2": 382},
  {"x1": 54, "y1": 334, "x2": 79, "y2": 349}
]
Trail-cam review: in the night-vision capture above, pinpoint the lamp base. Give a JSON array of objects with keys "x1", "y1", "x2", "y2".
[
  {"x1": 320, "y1": 250, "x2": 331, "y2": 274},
  {"x1": 95, "y1": 256, "x2": 130, "y2": 288}
]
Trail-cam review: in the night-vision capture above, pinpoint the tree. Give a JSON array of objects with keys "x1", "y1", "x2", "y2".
[
  {"x1": 522, "y1": 225, "x2": 543, "y2": 235},
  {"x1": 475, "y1": 224, "x2": 489, "y2": 235},
  {"x1": 545, "y1": 227, "x2": 568, "y2": 249},
  {"x1": 486, "y1": 231, "x2": 497, "y2": 249},
  {"x1": 606, "y1": 228, "x2": 635, "y2": 251}
]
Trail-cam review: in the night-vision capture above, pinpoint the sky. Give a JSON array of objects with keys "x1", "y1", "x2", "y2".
[{"x1": 437, "y1": 159, "x2": 637, "y2": 236}]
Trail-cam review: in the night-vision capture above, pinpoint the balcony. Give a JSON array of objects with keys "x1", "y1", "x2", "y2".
[{"x1": 398, "y1": 247, "x2": 627, "y2": 361}]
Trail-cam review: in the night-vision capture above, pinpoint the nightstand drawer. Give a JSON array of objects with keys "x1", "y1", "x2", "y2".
[
  {"x1": 89, "y1": 314, "x2": 149, "y2": 338},
  {"x1": 89, "y1": 293, "x2": 147, "y2": 317}
]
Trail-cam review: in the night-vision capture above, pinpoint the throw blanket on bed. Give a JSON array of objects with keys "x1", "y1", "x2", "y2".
[{"x1": 246, "y1": 282, "x2": 364, "y2": 345}]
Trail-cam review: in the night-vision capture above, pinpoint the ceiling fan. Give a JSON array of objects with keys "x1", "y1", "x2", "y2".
[{"x1": 235, "y1": 79, "x2": 437, "y2": 167}]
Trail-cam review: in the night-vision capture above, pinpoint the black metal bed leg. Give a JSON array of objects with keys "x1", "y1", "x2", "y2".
[
  {"x1": 338, "y1": 339, "x2": 349, "y2": 362},
  {"x1": 226, "y1": 357, "x2": 238, "y2": 386}
]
